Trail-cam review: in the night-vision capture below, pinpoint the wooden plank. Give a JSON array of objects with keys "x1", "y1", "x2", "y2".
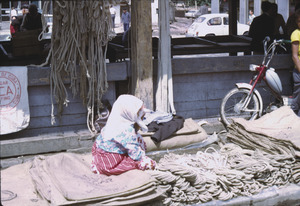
[
  {"x1": 175, "y1": 99, "x2": 221, "y2": 119},
  {"x1": 29, "y1": 102, "x2": 87, "y2": 117},
  {"x1": 172, "y1": 72, "x2": 250, "y2": 84},
  {"x1": 27, "y1": 62, "x2": 128, "y2": 86},
  {"x1": 26, "y1": 113, "x2": 87, "y2": 129},
  {"x1": 28, "y1": 86, "x2": 82, "y2": 106},
  {"x1": 0, "y1": 124, "x2": 88, "y2": 140},
  {"x1": 169, "y1": 55, "x2": 293, "y2": 75},
  {"x1": 27, "y1": 82, "x2": 115, "y2": 107},
  {"x1": 176, "y1": 109, "x2": 207, "y2": 120},
  {"x1": 171, "y1": 46, "x2": 251, "y2": 56},
  {"x1": 28, "y1": 66, "x2": 51, "y2": 85},
  {"x1": 174, "y1": 100, "x2": 207, "y2": 111}
]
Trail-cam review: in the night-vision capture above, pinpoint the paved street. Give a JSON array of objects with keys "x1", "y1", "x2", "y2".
[{"x1": 0, "y1": 17, "x2": 193, "y2": 40}]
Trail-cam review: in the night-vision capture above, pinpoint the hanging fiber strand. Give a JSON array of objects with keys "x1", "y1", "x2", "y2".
[
  {"x1": 38, "y1": 1, "x2": 50, "y2": 41},
  {"x1": 49, "y1": 0, "x2": 116, "y2": 133}
]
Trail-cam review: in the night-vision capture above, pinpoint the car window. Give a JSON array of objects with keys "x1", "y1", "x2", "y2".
[
  {"x1": 207, "y1": 17, "x2": 222, "y2": 26},
  {"x1": 223, "y1": 17, "x2": 228, "y2": 25},
  {"x1": 195, "y1": 17, "x2": 206, "y2": 23}
]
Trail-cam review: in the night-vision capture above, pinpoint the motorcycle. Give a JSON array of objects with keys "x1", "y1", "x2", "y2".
[{"x1": 220, "y1": 37, "x2": 292, "y2": 126}]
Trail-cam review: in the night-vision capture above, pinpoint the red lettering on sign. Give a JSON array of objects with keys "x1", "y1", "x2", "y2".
[
  {"x1": 0, "y1": 86, "x2": 5, "y2": 96},
  {"x1": 6, "y1": 86, "x2": 13, "y2": 95},
  {"x1": 0, "y1": 71, "x2": 21, "y2": 113}
]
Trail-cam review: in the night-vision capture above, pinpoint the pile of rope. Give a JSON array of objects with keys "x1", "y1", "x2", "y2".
[
  {"x1": 147, "y1": 143, "x2": 296, "y2": 205},
  {"x1": 48, "y1": 0, "x2": 116, "y2": 133}
]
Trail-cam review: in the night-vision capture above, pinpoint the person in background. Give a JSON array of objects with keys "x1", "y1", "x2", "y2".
[
  {"x1": 220, "y1": 0, "x2": 229, "y2": 13},
  {"x1": 270, "y1": 3, "x2": 286, "y2": 39},
  {"x1": 247, "y1": 10, "x2": 255, "y2": 25},
  {"x1": 10, "y1": 4, "x2": 28, "y2": 35},
  {"x1": 10, "y1": 7, "x2": 17, "y2": 19},
  {"x1": 21, "y1": 4, "x2": 42, "y2": 31},
  {"x1": 249, "y1": 1, "x2": 275, "y2": 54},
  {"x1": 121, "y1": 8, "x2": 131, "y2": 32},
  {"x1": 110, "y1": 5, "x2": 116, "y2": 28},
  {"x1": 286, "y1": 3, "x2": 300, "y2": 38},
  {"x1": 91, "y1": 95, "x2": 156, "y2": 176},
  {"x1": 197, "y1": 3, "x2": 209, "y2": 17},
  {"x1": 290, "y1": 9, "x2": 300, "y2": 117}
]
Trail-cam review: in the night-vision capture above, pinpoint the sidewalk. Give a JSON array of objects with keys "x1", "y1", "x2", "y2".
[{"x1": 0, "y1": 117, "x2": 225, "y2": 169}]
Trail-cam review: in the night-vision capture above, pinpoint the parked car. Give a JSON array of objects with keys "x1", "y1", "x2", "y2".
[
  {"x1": 186, "y1": 13, "x2": 249, "y2": 37},
  {"x1": 185, "y1": 10, "x2": 197, "y2": 19}
]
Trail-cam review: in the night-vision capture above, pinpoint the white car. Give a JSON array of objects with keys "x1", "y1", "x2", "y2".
[
  {"x1": 185, "y1": 10, "x2": 197, "y2": 19},
  {"x1": 186, "y1": 13, "x2": 249, "y2": 37}
]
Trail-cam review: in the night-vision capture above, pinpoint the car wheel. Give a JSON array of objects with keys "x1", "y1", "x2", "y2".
[{"x1": 205, "y1": 34, "x2": 215, "y2": 37}]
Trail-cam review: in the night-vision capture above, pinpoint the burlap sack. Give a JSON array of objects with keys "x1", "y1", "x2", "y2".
[
  {"x1": 29, "y1": 153, "x2": 166, "y2": 205},
  {"x1": 142, "y1": 118, "x2": 208, "y2": 152},
  {"x1": 231, "y1": 106, "x2": 300, "y2": 150}
]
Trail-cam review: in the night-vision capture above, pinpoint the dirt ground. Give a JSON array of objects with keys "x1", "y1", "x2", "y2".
[{"x1": 152, "y1": 17, "x2": 194, "y2": 38}]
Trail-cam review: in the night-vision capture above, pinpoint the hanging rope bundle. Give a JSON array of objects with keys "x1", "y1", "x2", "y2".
[
  {"x1": 49, "y1": 0, "x2": 116, "y2": 133},
  {"x1": 147, "y1": 143, "x2": 297, "y2": 205}
]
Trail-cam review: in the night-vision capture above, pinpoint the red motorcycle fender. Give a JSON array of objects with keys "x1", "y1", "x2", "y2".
[{"x1": 235, "y1": 83, "x2": 263, "y2": 117}]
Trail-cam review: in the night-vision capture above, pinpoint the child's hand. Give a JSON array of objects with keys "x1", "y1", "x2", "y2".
[{"x1": 138, "y1": 156, "x2": 156, "y2": 170}]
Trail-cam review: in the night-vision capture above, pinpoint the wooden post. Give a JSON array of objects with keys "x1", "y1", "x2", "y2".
[
  {"x1": 229, "y1": 0, "x2": 237, "y2": 36},
  {"x1": 130, "y1": 0, "x2": 153, "y2": 109},
  {"x1": 228, "y1": 0, "x2": 238, "y2": 56},
  {"x1": 156, "y1": 0, "x2": 176, "y2": 114}
]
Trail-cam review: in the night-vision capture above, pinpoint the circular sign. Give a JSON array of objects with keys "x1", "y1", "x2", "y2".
[{"x1": 0, "y1": 71, "x2": 21, "y2": 113}]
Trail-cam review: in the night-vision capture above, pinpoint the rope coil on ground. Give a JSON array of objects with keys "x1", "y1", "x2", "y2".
[{"x1": 147, "y1": 142, "x2": 298, "y2": 205}]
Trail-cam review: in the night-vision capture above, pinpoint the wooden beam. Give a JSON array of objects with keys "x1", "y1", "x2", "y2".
[{"x1": 130, "y1": 0, "x2": 153, "y2": 109}]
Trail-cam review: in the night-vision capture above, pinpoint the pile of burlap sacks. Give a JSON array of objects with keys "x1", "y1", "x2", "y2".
[
  {"x1": 1, "y1": 118, "x2": 207, "y2": 205},
  {"x1": 227, "y1": 106, "x2": 300, "y2": 184}
]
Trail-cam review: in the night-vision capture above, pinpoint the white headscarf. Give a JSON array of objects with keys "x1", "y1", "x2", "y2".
[{"x1": 102, "y1": 95, "x2": 148, "y2": 139}]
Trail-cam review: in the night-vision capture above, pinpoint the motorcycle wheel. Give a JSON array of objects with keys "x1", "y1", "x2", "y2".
[{"x1": 220, "y1": 88, "x2": 260, "y2": 126}]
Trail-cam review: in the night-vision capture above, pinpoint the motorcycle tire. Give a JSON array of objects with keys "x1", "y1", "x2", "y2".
[{"x1": 220, "y1": 88, "x2": 260, "y2": 126}]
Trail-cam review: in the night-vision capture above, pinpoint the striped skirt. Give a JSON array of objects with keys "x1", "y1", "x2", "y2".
[{"x1": 91, "y1": 142, "x2": 139, "y2": 176}]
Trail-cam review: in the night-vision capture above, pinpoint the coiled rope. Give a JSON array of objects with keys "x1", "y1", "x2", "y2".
[
  {"x1": 48, "y1": 0, "x2": 116, "y2": 133},
  {"x1": 147, "y1": 143, "x2": 297, "y2": 205}
]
